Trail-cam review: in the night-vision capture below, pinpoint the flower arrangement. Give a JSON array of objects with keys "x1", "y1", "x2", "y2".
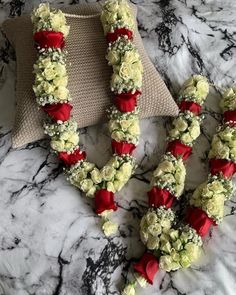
[
  {"x1": 31, "y1": 0, "x2": 143, "y2": 236},
  {"x1": 123, "y1": 75, "x2": 209, "y2": 294}
]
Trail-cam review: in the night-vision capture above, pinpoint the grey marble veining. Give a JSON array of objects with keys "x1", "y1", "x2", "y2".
[{"x1": 0, "y1": 0, "x2": 236, "y2": 294}]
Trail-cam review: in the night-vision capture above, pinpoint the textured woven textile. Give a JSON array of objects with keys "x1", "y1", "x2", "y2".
[{"x1": 2, "y1": 2, "x2": 179, "y2": 148}]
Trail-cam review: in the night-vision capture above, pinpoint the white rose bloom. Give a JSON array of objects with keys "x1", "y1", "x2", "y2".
[
  {"x1": 122, "y1": 50, "x2": 139, "y2": 64},
  {"x1": 113, "y1": 180, "x2": 123, "y2": 191},
  {"x1": 35, "y1": 3, "x2": 50, "y2": 19},
  {"x1": 43, "y1": 67, "x2": 55, "y2": 81},
  {"x1": 51, "y1": 139, "x2": 65, "y2": 152},
  {"x1": 112, "y1": 130, "x2": 125, "y2": 141},
  {"x1": 107, "y1": 181, "x2": 115, "y2": 193},
  {"x1": 174, "y1": 117, "x2": 188, "y2": 132},
  {"x1": 87, "y1": 186, "x2": 96, "y2": 197},
  {"x1": 181, "y1": 133, "x2": 192, "y2": 144},
  {"x1": 91, "y1": 168, "x2": 102, "y2": 184},
  {"x1": 101, "y1": 166, "x2": 116, "y2": 181},
  {"x1": 122, "y1": 283, "x2": 136, "y2": 295},
  {"x1": 53, "y1": 76, "x2": 68, "y2": 88},
  {"x1": 128, "y1": 121, "x2": 140, "y2": 135},
  {"x1": 80, "y1": 179, "x2": 94, "y2": 193},
  {"x1": 107, "y1": 49, "x2": 120, "y2": 65},
  {"x1": 54, "y1": 86, "x2": 69, "y2": 100},
  {"x1": 102, "y1": 220, "x2": 118, "y2": 236},
  {"x1": 189, "y1": 124, "x2": 200, "y2": 139},
  {"x1": 119, "y1": 62, "x2": 134, "y2": 81}
]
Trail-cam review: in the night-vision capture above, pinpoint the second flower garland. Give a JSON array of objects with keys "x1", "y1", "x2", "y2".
[{"x1": 31, "y1": 0, "x2": 143, "y2": 235}]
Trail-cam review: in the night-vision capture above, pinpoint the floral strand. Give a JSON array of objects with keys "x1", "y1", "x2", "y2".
[
  {"x1": 122, "y1": 75, "x2": 209, "y2": 294},
  {"x1": 31, "y1": 1, "x2": 143, "y2": 236}
]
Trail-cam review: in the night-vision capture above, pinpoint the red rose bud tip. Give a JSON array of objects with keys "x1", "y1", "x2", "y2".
[
  {"x1": 185, "y1": 207, "x2": 216, "y2": 237},
  {"x1": 112, "y1": 140, "x2": 136, "y2": 155},
  {"x1": 95, "y1": 189, "x2": 117, "y2": 215},
  {"x1": 210, "y1": 158, "x2": 236, "y2": 178},
  {"x1": 114, "y1": 90, "x2": 141, "y2": 112},
  {"x1": 34, "y1": 31, "x2": 65, "y2": 49},
  {"x1": 42, "y1": 103, "x2": 72, "y2": 122},
  {"x1": 223, "y1": 110, "x2": 236, "y2": 126},
  {"x1": 167, "y1": 140, "x2": 192, "y2": 160},
  {"x1": 179, "y1": 101, "x2": 202, "y2": 115},
  {"x1": 58, "y1": 149, "x2": 86, "y2": 166},
  {"x1": 148, "y1": 187, "x2": 175, "y2": 208},
  {"x1": 133, "y1": 253, "x2": 159, "y2": 285},
  {"x1": 106, "y1": 28, "x2": 133, "y2": 43}
]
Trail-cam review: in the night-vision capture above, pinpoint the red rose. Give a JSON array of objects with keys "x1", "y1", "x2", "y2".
[
  {"x1": 209, "y1": 158, "x2": 236, "y2": 178},
  {"x1": 224, "y1": 110, "x2": 236, "y2": 126},
  {"x1": 133, "y1": 253, "x2": 159, "y2": 285},
  {"x1": 148, "y1": 187, "x2": 175, "y2": 208},
  {"x1": 179, "y1": 101, "x2": 202, "y2": 115},
  {"x1": 42, "y1": 103, "x2": 73, "y2": 122},
  {"x1": 114, "y1": 90, "x2": 141, "y2": 112},
  {"x1": 95, "y1": 189, "x2": 117, "y2": 215},
  {"x1": 106, "y1": 28, "x2": 133, "y2": 43},
  {"x1": 34, "y1": 31, "x2": 65, "y2": 49},
  {"x1": 185, "y1": 207, "x2": 216, "y2": 237},
  {"x1": 167, "y1": 140, "x2": 192, "y2": 160},
  {"x1": 112, "y1": 140, "x2": 136, "y2": 155},
  {"x1": 58, "y1": 149, "x2": 86, "y2": 166}
]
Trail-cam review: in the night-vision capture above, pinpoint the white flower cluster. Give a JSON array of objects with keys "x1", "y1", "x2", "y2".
[
  {"x1": 220, "y1": 87, "x2": 236, "y2": 112},
  {"x1": 44, "y1": 119, "x2": 79, "y2": 153},
  {"x1": 140, "y1": 207, "x2": 175, "y2": 251},
  {"x1": 66, "y1": 155, "x2": 136, "y2": 197},
  {"x1": 209, "y1": 125, "x2": 236, "y2": 162},
  {"x1": 108, "y1": 106, "x2": 140, "y2": 144},
  {"x1": 151, "y1": 153, "x2": 186, "y2": 198},
  {"x1": 108, "y1": 38, "x2": 143, "y2": 93},
  {"x1": 33, "y1": 48, "x2": 70, "y2": 106},
  {"x1": 31, "y1": 3, "x2": 70, "y2": 37},
  {"x1": 178, "y1": 75, "x2": 209, "y2": 105},
  {"x1": 159, "y1": 226, "x2": 202, "y2": 272},
  {"x1": 101, "y1": 0, "x2": 135, "y2": 35},
  {"x1": 190, "y1": 175, "x2": 233, "y2": 223},
  {"x1": 168, "y1": 111, "x2": 202, "y2": 146}
]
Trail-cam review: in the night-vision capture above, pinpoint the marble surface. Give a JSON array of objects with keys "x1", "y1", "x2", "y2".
[{"x1": 0, "y1": 0, "x2": 236, "y2": 294}]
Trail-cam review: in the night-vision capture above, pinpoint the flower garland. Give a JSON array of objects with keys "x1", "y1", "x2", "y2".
[
  {"x1": 31, "y1": 0, "x2": 143, "y2": 236},
  {"x1": 123, "y1": 75, "x2": 210, "y2": 294}
]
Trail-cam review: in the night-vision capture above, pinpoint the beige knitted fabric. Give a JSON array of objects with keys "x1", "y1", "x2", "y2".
[{"x1": 2, "y1": 2, "x2": 179, "y2": 148}]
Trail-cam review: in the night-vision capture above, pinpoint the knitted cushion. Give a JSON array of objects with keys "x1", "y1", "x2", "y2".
[{"x1": 2, "y1": 2, "x2": 179, "y2": 148}]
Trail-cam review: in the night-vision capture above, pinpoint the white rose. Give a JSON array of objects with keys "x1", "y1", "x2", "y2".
[
  {"x1": 42, "y1": 82, "x2": 55, "y2": 94},
  {"x1": 111, "y1": 73, "x2": 123, "y2": 88},
  {"x1": 80, "y1": 179, "x2": 94, "y2": 193},
  {"x1": 35, "y1": 3, "x2": 50, "y2": 19},
  {"x1": 51, "y1": 140, "x2": 64, "y2": 152},
  {"x1": 91, "y1": 168, "x2": 102, "y2": 184},
  {"x1": 120, "y1": 119, "x2": 133, "y2": 131},
  {"x1": 181, "y1": 133, "x2": 192, "y2": 144},
  {"x1": 43, "y1": 67, "x2": 55, "y2": 80},
  {"x1": 82, "y1": 162, "x2": 95, "y2": 172},
  {"x1": 112, "y1": 130, "x2": 125, "y2": 142},
  {"x1": 174, "y1": 117, "x2": 188, "y2": 132},
  {"x1": 113, "y1": 180, "x2": 123, "y2": 191},
  {"x1": 122, "y1": 283, "x2": 136, "y2": 295},
  {"x1": 147, "y1": 236, "x2": 160, "y2": 250},
  {"x1": 54, "y1": 64, "x2": 66, "y2": 76},
  {"x1": 54, "y1": 86, "x2": 69, "y2": 100},
  {"x1": 101, "y1": 166, "x2": 116, "y2": 181},
  {"x1": 189, "y1": 124, "x2": 200, "y2": 139},
  {"x1": 107, "y1": 181, "x2": 115, "y2": 193},
  {"x1": 102, "y1": 220, "x2": 118, "y2": 236},
  {"x1": 50, "y1": 12, "x2": 66, "y2": 31},
  {"x1": 86, "y1": 186, "x2": 96, "y2": 197},
  {"x1": 107, "y1": 49, "x2": 120, "y2": 65},
  {"x1": 128, "y1": 121, "x2": 140, "y2": 135},
  {"x1": 119, "y1": 62, "x2": 133, "y2": 81},
  {"x1": 53, "y1": 76, "x2": 68, "y2": 88},
  {"x1": 119, "y1": 162, "x2": 133, "y2": 177},
  {"x1": 122, "y1": 50, "x2": 139, "y2": 64},
  {"x1": 161, "y1": 173, "x2": 176, "y2": 184}
]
